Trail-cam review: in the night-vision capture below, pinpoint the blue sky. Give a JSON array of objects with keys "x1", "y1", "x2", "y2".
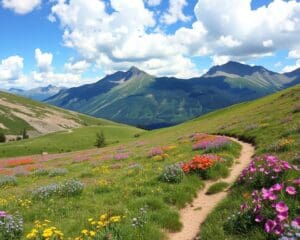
[{"x1": 0, "y1": 0, "x2": 300, "y2": 89}]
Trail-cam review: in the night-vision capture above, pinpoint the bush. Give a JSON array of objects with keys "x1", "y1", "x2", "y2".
[
  {"x1": 0, "y1": 211, "x2": 23, "y2": 240},
  {"x1": 0, "y1": 132, "x2": 5, "y2": 143},
  {"x1": 48, "y1": 168, "x2": 69, "y2": 177},
  {"x1": 95, "y1": 131, "x2": 106, "y2": 148},
  {"x1": 206, "y1": 181, "x2": 229, "y2": 195},
  {"x1": 32, "y1": 179, "x2": 84, "y2": 200},
  {"x1": 0, "y1": 176, "x2": 17, "y2": 187},
  {"x1": 159, "y1": 163, "x2": 184, "y2": 183},
  {"x1": 224, "y1": 209, "x2": 256, "y2": 234},
  {"x1": 22, "y1": 128, "x2": 29, "y2": 139}
]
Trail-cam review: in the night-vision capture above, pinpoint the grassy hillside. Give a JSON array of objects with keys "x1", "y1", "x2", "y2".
[
  {"x1": 0, "y1": 90, "x2": 115, "y2": 136},
  {"x1": 0, "y1": 85, "x2": 299, "y2": 239}
]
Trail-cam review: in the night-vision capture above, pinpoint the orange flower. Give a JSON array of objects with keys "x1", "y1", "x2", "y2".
[{"x1": 5, "y1": 158, "x2": 34, "y2": 168}]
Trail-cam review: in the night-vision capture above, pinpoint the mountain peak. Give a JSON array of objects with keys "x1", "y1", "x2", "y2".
[
  {"x1": 127, "y1": 66, "x2": 145, "y2": 75},
  {"x1": 206, "y1": 61, "x2": 270, "y2": 77}
]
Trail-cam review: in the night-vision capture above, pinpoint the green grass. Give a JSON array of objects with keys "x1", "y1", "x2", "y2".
[
  {"x1": 0, "y1": 132, "x2": 239, "y2": 239},
  {"x1": 206, "y1": 182, "x2": 229, "y2": 195},
  {"x1": 1, "y1": 84, "x2": 299, "y2": 239},
  {"x1": 0, "y1": 125, "x2": 144, "y2": 158}
]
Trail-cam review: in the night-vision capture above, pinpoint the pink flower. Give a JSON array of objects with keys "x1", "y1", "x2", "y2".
[
  {"x1": 271, "y1": 183, "x2": 283, "y2": 192},
  {"x1": 276, "y1": 211, "x2": 288, "y2": 221},
  {"x1": 264, "y1": 219, "x2": 276, "y2": 233},
  {"x1": 275, "y1": 201, "x2": 289, "y2": 213},
  {"x1": 262, "y1": 188, "x2": 278, "y2": 201},
  {"x1": 273, "y1": 224, "x2": 284, "y2": 235},
  {"x1": 293, "y1": 178, "x2": 300, "y2": 186},
  {"x1": 0, "y1": 211, "x2": 6, "y2": 217},
  {"x1": 255, "y1": 215, "x2": 263, "y2": 223},
  {"x1": 281, "y1": 161, "x2": 291, "y2": 170},
  {"x1": 285, "y1": 186, "x2": 297, "y2": 195},
  {"x1": 291, "y1": 217, "x2": 300, "y2": 228},
  {"x1": 240, "y1": 203, "x2": 248, "y2": 211}
]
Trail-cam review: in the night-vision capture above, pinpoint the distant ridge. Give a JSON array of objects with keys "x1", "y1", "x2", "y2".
[{"x1": 46, "y1": 62, "x2": 300, "y2": 129}]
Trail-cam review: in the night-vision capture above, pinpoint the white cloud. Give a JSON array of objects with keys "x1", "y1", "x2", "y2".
[
  {"x1": 2, "y1": 0, "x2": 41, "y2": 14},
  {"x1": 161, "y1": 0, "x2": 190, "y2": 25},
  {"x1": 145, "y1": 0, "x2": 161, "y2": 7},
  {"x1": 35, "y1": 48, "x2": 53, "y2": 73},
  {"x1": 49, "y1": 0, "x2": 199, "y2": 77},
  {"x1": 0, "y1": 55, "x2": 24, "y2": 81},
  {"x1": 263, "y1": 40, "x2": 274, "y2": 48},
  {"x1": 282, "y1": 59, "x2": 300, "y2": 73},
  {"x1": 44, "y1": 0, "x2": 300, "y2": 80},
  {"x1": 64, "y1": 60, "x2": 90, "y2": 74},
  {"x1": 212, "y1": 55, "x2": 231, "y2": 66},
  {"x1": 218, "y1": 35, "x2": 242, "y2": 48},
  {"x1": 288, "y1": 49, "x2": 300, "y2": 59}
]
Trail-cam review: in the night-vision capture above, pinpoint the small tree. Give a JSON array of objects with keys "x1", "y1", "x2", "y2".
[
  {"x1": 95, "y1": 131, "x2": 106, "y2": 148},
  {"x1": 0, "y1": 132, "x2": 6, "y2": 143},
  {"x1": 22, "y1": 128, "x2": 29, "y2": 139}
]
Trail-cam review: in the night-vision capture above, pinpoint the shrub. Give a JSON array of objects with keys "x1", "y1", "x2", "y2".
[
  {"x1": 0, "y1": 176, "x2": 17, "y2": 187},
  {"x1": 159, "y1": 163, "x2": 184, "y2": 183},
  {"x1": 95, "y1": 131, "x2": 106, "y2": 148},
  {"x1": 22, "y1": 128, "x2": 29, "y2": 139},
  {"x1": 0, "y1": 132, "x2": 6, "y2": 143},
  {"x1": 32, "y1": 179, "x2": 84, "y2": 200},
  {"x1": 0, "y1": 211, "x2": 23, "y2": 240},
  {"x1": 206, "y1": 181, "x2": 229, "y2": 195},
  {"x1": 48, "y1": 168, "x2": 69, "y2": 177}
]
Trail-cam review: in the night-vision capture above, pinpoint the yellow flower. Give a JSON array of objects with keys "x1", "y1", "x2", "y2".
[
  {"x1": 89, "y1": 231, "x2": 96, "y2": 236},
  {"x1": 81, "y1": 229, "x2": 88, "y2": 235}
]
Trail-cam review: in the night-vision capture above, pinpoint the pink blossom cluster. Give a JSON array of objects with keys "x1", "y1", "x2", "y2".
[{"x1": 245, "y1": 179, "x2": 299, "y2": 236}]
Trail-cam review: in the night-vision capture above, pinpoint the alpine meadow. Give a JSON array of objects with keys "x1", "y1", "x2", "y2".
[{"x1": 0, "y1": 1, "x2": 299, "y2": 240}]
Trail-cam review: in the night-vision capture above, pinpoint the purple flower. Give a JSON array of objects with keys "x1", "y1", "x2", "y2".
[
  {"x1": 285, "y1": 186, "x2": 297, "y2": 195},
  {"x1": 271, "y1": 183, "x2": 283, "y2": 192},
  {"x1": 275, "y1": 201, "x2": 289, "y2": 213},
  {"x1": 281, "y1": 161, "x2": 291, "y2": 170},
  {"x1": 291, "y1": 217, "x2": 300, "y2": 228},
  {"x1": 240, "y1": 203, "x2": 248, "y2": 211},
  {"x1": 292, "y1": 178, "x2": 300, "y2": 186},
  {"x1": 273, "y1": 224, "x2": 284, "y2": 235},
  {"x1": 0, "y1": 211, "x2": 6, "y2": 217},
  {"x1": 255, "y1": 215, "x2": 263, "y2": 223},
  {"x1": 276, "y1": 211, "x2": 288, "y2": 222},
  {"x1": 265, "y1": 219, "x2": 276, "y2": 233},
  {"x1": 262, "y1": 188, "x2": 278, "y2": 201}
]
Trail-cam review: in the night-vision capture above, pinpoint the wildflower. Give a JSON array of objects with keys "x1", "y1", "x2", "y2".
[
  {"x1": 265, "y1": 219, "x2": 276, "y2": 233},
  {"x1": 285, "y1": 186, "x2": 297, "y2": 195},
  {"x1": 275, "y1": 202, "x2": 289, "y2": 213}
]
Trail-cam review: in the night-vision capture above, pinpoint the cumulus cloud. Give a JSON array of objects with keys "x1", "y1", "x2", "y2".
[
  {"x1": 64, "y1": 60, "x2": 90, "y2": 74},
  {"x1": 161, "y1": 0, "x2": 190, "y2": 25},
  {"x1": 1, "y1": 0, "x2": 41, "y2": 14},
  {"x1": 35, "y1": 48, "x2": 53, "y2": 73},
  {"x1": 49, "y1": 0, "x2": 199, "y2": 78},
  {"x1": 0, "y1": 55, "x2": 24, "y2": 81},
  {"x1": 145, "y1": 0, "x2": 161, "y2": 7}
]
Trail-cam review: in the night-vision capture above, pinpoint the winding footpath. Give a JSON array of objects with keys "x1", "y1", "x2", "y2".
[{"x1": 168, "y1": 138, "x2": 255, "y2": 240}]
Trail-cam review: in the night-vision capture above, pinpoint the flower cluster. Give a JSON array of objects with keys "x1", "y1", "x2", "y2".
[
  {"x1": 26, "y1": 220, "x2": 63, "y2": 239},
  {"x1": 132, "y1": 207, "x2": 148, "y2": 228},
  {"x1": 271, "y1": 138, "x2": 296, "y2": 152},
  {"x1": 158, "y1": 163, "x2": 184, "y2": 183},
  {"x1": 5, "y1": 158, "x2": 34, "y2": 168},
  {"x1": 239, "y1": 155, "x2": 298, "y2": 188},
  {"x1": 32, "y1": 179, "x2": 84, "y2": 200},
  {"x1": 161, "y1": 145, "x2": 177, "y2": 152},
  {"x1": 0, "y1": 211, "x2": 23, "y2": 240},
  {"x1": 0, "y1": 175, "x2": 17, "y2": 187},
  {"x1": 181, "y1": 154, "x2": 221, "y2": 174},
  {"x1": 148, "y1": 147, "x2": 164, "y2": 157},
  {"x1": 75, "y1": 213, "x2": 123, "y2": 240},
  {"x1": 152, "y1": 153, "x2": 169, "y2": 161},
  {"x1": 114, "y1": 153, "x2": 130, "y2": 161},
  {"x1": 32, "y1": 168, "x2": 69, "y2": 177},
  {"x1": 192, "y1": 135, "x2": 230, "y2": 151},
  {"x1": 247, "y1": 179, "x2": 299, "y2": 237}
]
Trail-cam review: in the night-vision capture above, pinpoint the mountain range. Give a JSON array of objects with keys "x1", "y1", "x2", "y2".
[
  {"x1": 8, "y1": 85, "x2": 65, "y2": 101},
  {"x1": 45, "y1": 61, "x2": 300, "y2": 129}
]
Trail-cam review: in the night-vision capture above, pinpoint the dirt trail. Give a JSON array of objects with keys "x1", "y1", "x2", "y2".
[{"x1": 168, "y1": 138, "x2": 255, "y2": 240}]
